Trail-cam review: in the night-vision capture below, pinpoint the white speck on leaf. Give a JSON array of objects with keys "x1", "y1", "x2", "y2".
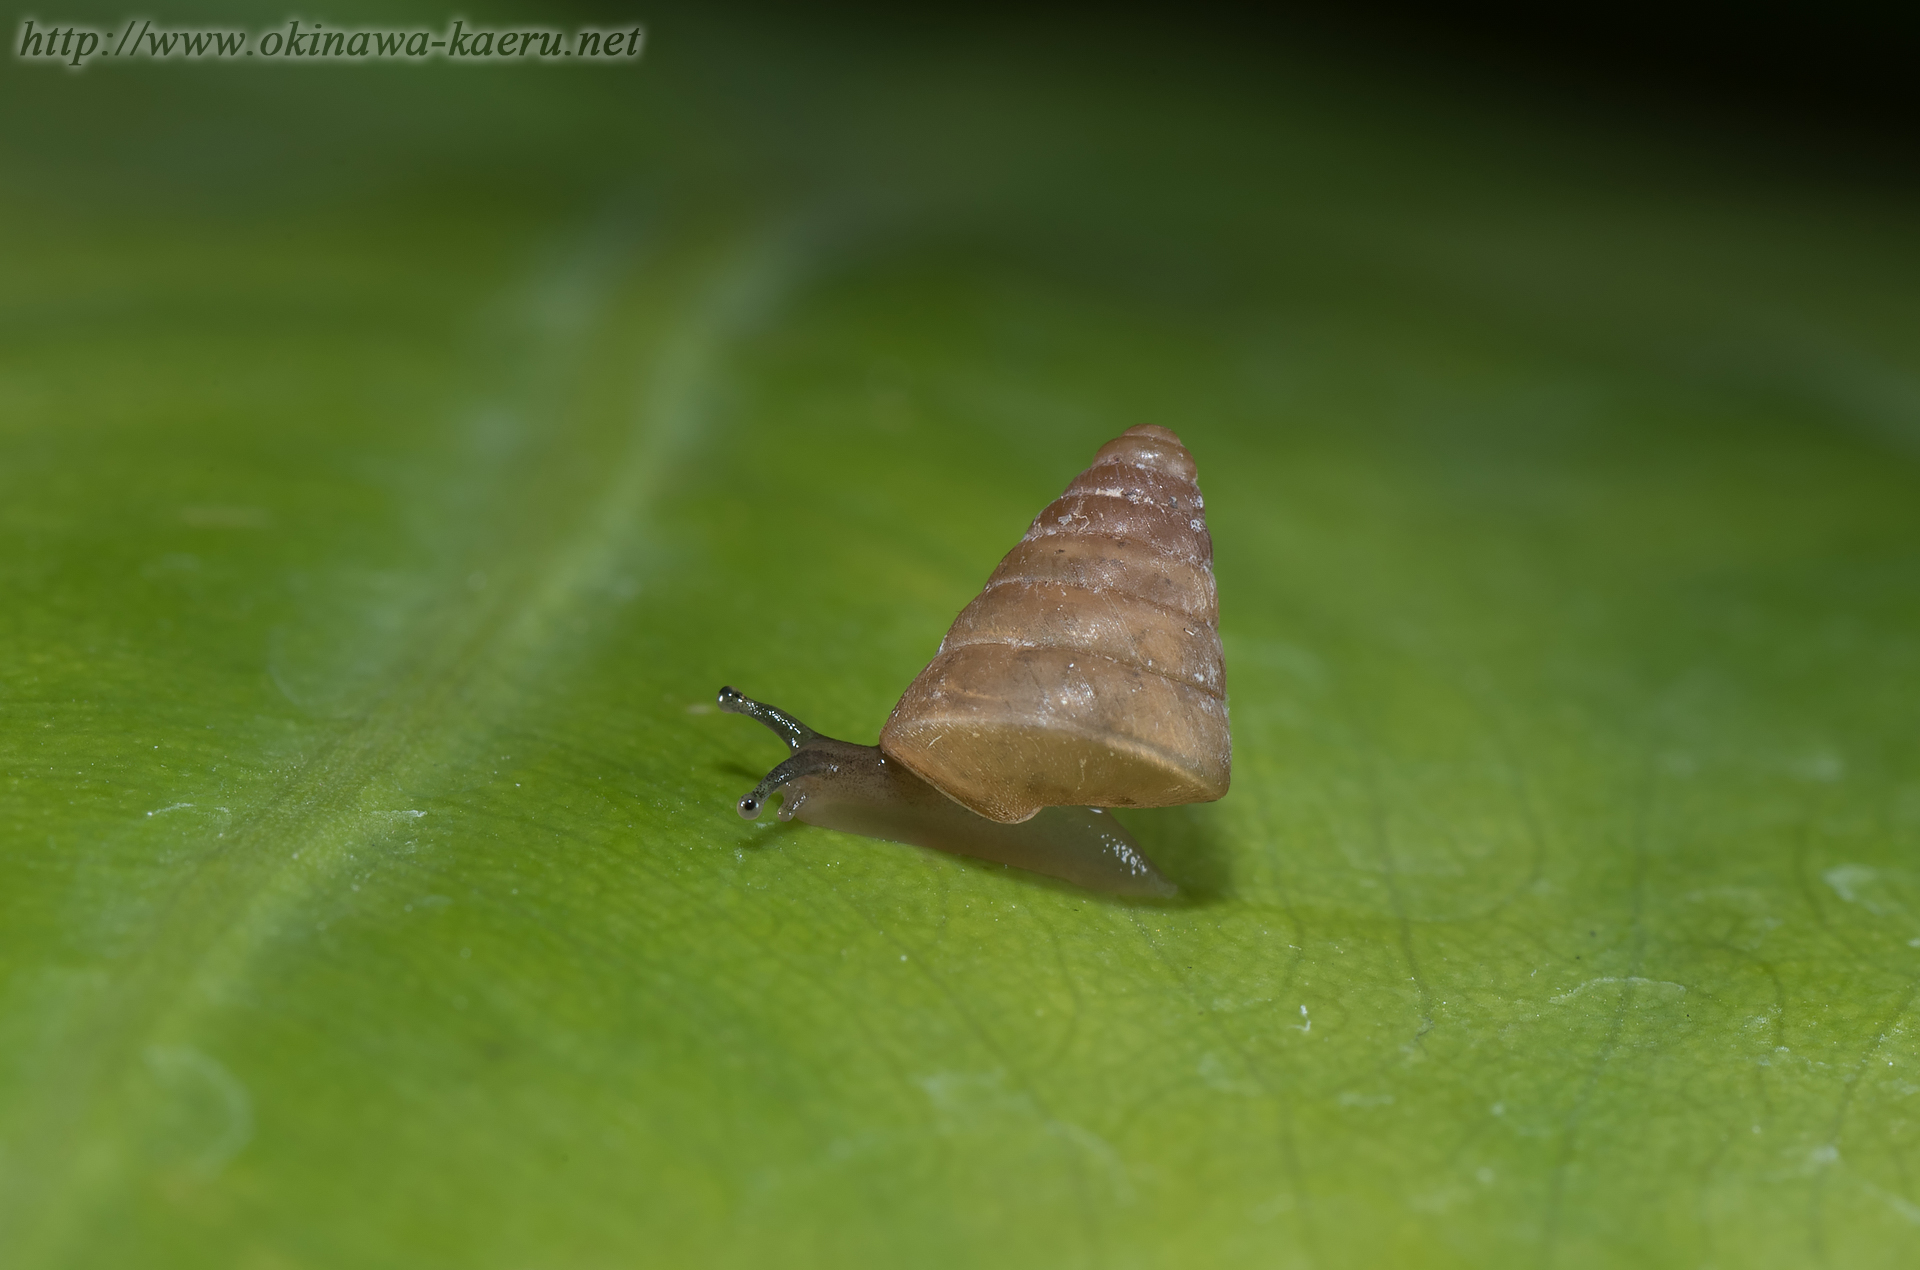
[{"x1": 1550, "y1": 977, "x2": 1687, "y2": 1004}]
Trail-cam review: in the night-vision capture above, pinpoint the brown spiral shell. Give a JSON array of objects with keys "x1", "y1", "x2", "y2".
[{"x1": 879, "y1": 425, "x2": 1230, "y2": 823}]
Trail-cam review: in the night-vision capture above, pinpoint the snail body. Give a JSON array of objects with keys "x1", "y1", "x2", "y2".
[
  {"x1": 719, "y1": 687, "x2": 1174, "y2": 896},
  {"x1": 723, "y1": 425, "x2": 1227, "y2": 896}
]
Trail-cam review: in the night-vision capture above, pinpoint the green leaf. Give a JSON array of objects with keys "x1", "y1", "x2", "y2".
[{"x1": 5, "y1": 13, "x2": 1920, "y2": 1268}]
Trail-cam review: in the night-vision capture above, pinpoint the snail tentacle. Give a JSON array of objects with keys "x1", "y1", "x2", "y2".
[
  {"x1": 736, "y1": 747, "x2": 838, "y2": 821},
  {"x1": 717, "y1": 685, "x2": 819, "y2": 753}
]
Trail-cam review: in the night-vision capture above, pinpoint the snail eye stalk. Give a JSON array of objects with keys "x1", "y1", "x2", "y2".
[{"x1": 717, "y1": 685, "x2": 818, "y2": 754}]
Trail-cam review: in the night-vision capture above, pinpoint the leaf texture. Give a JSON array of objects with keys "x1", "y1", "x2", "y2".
[{"x1": 3, "y1": 9, "x2": 1919, "y2": 1268}]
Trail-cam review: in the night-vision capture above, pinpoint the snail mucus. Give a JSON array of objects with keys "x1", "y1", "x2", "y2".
[{"x1": 721, "y1": 425, "x2": 1229, "y2": 897}]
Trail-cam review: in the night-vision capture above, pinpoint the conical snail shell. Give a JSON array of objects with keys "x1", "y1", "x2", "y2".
[{"x1": 880, "y1": 425, "x2": 1230, "y2": 824}]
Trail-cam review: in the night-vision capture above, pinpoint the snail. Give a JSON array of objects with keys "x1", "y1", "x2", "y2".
[{"x1": 721, "y1": 425, "x2": 1228, "y2": 896}]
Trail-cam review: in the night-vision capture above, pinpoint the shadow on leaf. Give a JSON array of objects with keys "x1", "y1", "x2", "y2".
[{"x1": 1124, "y1": 803, "x2": 1232, "y2": 905}]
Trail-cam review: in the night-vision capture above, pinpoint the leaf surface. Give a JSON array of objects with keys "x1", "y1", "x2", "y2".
[{"x1": 4, "y1": 12, "x2": 1920, "y2": 1268}]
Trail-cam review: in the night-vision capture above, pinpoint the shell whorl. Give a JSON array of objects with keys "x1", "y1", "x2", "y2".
[{"x1": 879, "y1": 425, "x2": 1230, "y2": 824}]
